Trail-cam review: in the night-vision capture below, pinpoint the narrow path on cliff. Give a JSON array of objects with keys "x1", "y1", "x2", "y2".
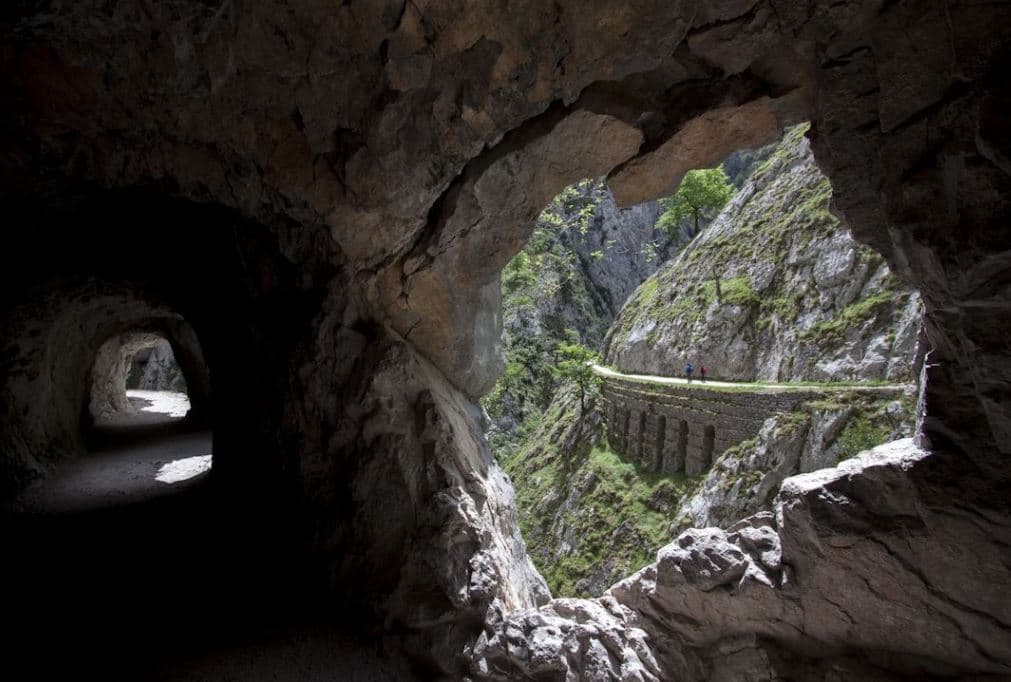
[{"x1": 592, "y1": 364, "x2": 913, "y2": 393}]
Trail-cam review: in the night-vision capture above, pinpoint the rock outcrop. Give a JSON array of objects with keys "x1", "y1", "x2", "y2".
[
  {"x1": 676, "y1": 391, "x2": 917, "y2": 531},
  {"x1": 472, "y1": 440, "x2": 1011, "y2": 679},
  {"x1": 606, "y1": 125, "x2": 924, "y2": 383}
]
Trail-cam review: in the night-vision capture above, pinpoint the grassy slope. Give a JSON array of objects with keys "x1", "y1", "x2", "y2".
[{"x1": 501, "y1": 391, "x2": 698, "y2": 597}]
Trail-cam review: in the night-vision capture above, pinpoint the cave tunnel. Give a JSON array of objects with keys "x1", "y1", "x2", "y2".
[
  {"x1": 0, "y1": 191, "x2": 352, "y2": 677},
  {"x1": 1, "y1": 1, "x2": 1010, "y2": 680}
]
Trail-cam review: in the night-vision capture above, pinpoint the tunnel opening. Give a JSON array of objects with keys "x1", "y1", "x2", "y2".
[
  {"x1": 0, "y1": 191, "x2": 328, "y2": 679},
  {"x1": 488, "y1": 122, "x2": 928, "y2": 604},
  {"x1": 89, "y1": 332, "x2": 191, "y2": 429}
]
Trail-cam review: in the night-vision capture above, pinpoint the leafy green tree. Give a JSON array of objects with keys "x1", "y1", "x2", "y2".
[
  {"x1": 657, "y1": 166, "x2": 733, "y2": 239},
  {"x1": 553, "y1": 343, "x2": 602, "y2": 413}
]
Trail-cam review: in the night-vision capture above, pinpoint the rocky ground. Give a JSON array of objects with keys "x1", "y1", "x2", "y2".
[{"x1": 471, "y1": 439, "x2": 1011, "y2": 680}]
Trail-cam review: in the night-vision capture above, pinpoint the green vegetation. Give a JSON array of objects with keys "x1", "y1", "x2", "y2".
[
  {"x1": 719, "y1": 275, "x2": 759, "y2": 307},
  {"x1": 835, "y1": 414, "x2": 893, "y2": 462},
  {"x1": 503, "y1": 394, "x2": 700, "y2": 597},
  {"x1": 804, "y1": 291, "x2": 905, "y2": 344},
  {"x1": 501, "y1": 251, "x2": 537, "y2": 295},
  {"x1": 657, "y1": 166, "x2": 734, "y2": 239},
  {"x1": 553, "y1": 343, "x2": 602, "y2": 412}
]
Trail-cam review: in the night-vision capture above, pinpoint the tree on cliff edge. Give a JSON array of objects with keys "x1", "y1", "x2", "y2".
[
  {"x1": 554, "y1": 343, "x2": 602, "y2": 413},
  {"x1": 657, "y1": 166, "x2": 733, "y2": 240}
]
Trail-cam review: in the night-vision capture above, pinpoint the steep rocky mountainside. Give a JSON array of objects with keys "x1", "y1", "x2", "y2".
[
  {"x1": 484, "y1": 179, "x2": 668, "y2": 447},
  {"x1": 504, "y1": 129, "x2": 922, "y2": 598},
  {"x1": 502, "y1": 392, "x2": 697, "y2": 597},
  {"x1": 605, "y1": 125, "x2": 924, "y2": 383},
  {"x1": 506, "y1": 385, "x2": 916, "y2": 598},
  {"x1": 486, "y1": 148, "x2": 777, "y2": 450}
]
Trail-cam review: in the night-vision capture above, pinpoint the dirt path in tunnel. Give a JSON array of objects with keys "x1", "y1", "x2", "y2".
[
  {"x1": 1, "y1": 397, "x2": 415, "y2": 681},
  {"x1": 13, "y1": 430, "x2": 213, "y2": 514}
]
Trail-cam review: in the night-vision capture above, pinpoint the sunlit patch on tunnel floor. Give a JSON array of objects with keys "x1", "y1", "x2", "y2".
[
  {"x1": 128, "y1": 389, "x2": 191, "y2": 419},
  {"x1": 155, "y1": 453, "x2": 213, "y2": 484}
]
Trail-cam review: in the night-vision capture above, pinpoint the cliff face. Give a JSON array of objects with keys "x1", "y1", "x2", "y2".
[
  {"x1": 605, "y1": 125, "x2": 924, "y2": 383},
  {"x1": 485, "y1": 179, "x2": 668, "y2": 444},
  {"x1": 674, "y1": 390, "x2": 917, "y2": 532},
  {"x1": 501, "y1": 391, "x2": 695, "y2": 598}
]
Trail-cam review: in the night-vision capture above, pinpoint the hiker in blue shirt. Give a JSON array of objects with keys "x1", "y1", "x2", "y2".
[{"x1": 685, "y1": 362, "x2": 694, "y2": 383}]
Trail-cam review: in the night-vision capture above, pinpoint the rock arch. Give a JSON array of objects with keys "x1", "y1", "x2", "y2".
[{"x1": 1, "y1": 1, "x2": 1009, "y2": 677}]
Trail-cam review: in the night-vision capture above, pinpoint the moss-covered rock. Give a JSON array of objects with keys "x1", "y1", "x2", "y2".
[
  {"x1": 604, "y1": 124, "x2": 923, "y2": 384},
  {"x1": 502, "y1": 388, "x2": 700, "y2": 598},
  {"x1": 675, "y1": 390, "x2": 917, "y2": 532}
]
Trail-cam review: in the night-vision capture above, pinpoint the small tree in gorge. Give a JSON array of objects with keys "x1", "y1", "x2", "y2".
[
  {"x1": 657, "y1": 166, "x2": 733, "y2": 299},
  {"x1": 554, "y1": 343, "x2": 602, "y2": 413},
  {"x1": 657, "y1": 166, "x2": 733, "y2": 240}
]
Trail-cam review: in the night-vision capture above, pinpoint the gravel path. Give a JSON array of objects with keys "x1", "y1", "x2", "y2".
[{"x1": 592, "y1": 364, "x2": 912, "y2": 393}]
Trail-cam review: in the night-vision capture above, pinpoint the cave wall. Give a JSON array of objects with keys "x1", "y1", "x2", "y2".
[{"x1": 2, "y1": 0, "x2": 1010, "y2": 676}]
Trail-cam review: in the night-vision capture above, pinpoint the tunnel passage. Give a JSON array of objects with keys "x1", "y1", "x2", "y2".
[
  {"x1": 0, "y1": 191, "x2": 362, "y2": 677},
  {"x1": 87, "y1": 330, "x2": 207, "y2": 431},
  {"x1": 89, "y1": 332, "x2": 185, "y2": 424}
]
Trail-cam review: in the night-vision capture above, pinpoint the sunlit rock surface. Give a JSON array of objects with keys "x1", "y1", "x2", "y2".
[
  {"x1": 605, "y1": 127, "x2": 924, "y2": 383},
  {"x1": 472, "y1": 440, "x2": 1011, "y2": 679}
]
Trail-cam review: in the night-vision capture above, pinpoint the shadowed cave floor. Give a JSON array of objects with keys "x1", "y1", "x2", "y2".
[{"x1": 2, "y1": 411, "x2": 415, "y2": 680}]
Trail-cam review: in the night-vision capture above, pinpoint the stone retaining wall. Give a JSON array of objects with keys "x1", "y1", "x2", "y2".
[{"x1": 601, "y1": 377, "x2": 903, "y2": 476}]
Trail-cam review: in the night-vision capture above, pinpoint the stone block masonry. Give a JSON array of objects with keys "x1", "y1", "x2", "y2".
[{"x1": 600, "y1": 377, "x2": 904, "y2": 476}]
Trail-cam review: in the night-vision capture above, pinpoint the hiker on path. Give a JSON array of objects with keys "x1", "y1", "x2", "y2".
[
  {"x1": 700, "y1": 365, "x2": 707, "y2": 383},
  {"x1": 685, "y1": 362, "x2": 694, "y2": 383}
]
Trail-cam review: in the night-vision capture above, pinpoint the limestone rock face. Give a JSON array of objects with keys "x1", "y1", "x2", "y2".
[
  {"x1": 677, "y1": 391, "x2": 917, "y2": 531},
  {"x1": 471, "y1": 596, "x2": 661, "y2": 682},
  {"x1": 327, "y1": 334, "x2": 550, "y2": 669},
  {"x1": 605, "y1": 126, "x2": 924, "y2": 383},
  {"x1": 489, "y1": 180, "x2": 667, "y2": 440},
  {"x1": 472, "y1": 441, "x2": 1011, "y2": 679}
]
